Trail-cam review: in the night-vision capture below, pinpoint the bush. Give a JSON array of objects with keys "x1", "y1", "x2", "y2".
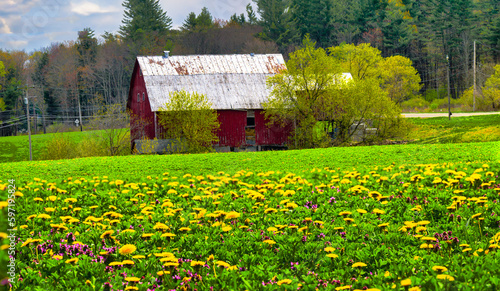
[
  {"x1": 401, "y1": 97, "x2": 430, "y2": 112},
  {"x1": 76, "y1": 137, "x2": 107, "y2": 157},
  {"x1": 41, "y1": 134, "x2": 75, "y2": 160}
]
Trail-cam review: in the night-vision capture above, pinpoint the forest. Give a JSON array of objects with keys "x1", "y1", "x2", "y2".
[{"x1": 0, "y1": 0, "x2": 500, "y2": 136}]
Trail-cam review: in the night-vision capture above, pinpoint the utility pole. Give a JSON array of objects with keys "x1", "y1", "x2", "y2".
[
  {"x1": 446, "y1": 55, "x2": 451, "y2": 120},
  {"x1": 473, "y1": 40, "x2": 476, "y2": 112},
  {"x1": 24, "y1": 91, "x2": 33, "y2": 161},
  {"x1": 78, "y1": 96, "x2": 83, "y2": 131}
]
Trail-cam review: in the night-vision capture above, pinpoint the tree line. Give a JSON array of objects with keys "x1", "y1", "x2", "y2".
[{"x1": 1, "y1": 0, "x2": 500, "y2": 136}]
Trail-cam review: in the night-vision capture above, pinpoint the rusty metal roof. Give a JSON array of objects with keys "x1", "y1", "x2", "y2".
[{"x1": 136, "y1": 54, "x2": 286, "y2": 111}]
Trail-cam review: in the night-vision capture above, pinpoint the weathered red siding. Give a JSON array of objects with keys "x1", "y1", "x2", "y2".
[
  {"x1": 216, "y1": 110, "x2": 246, "y2": 147},
  {"x1": 128, "y1": 61, "x2": 155, "y2": 146},
  {"x1": 255, "y1": 109, "x2": 291, "y2": 146}
]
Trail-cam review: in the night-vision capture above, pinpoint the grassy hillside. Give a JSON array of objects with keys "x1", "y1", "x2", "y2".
[
  {"x1": 0, "y1": 114, "x2": 499, "y2": 164},
  {"x1": 1, "y1": 141, "x2": 499, "y2": 290},
  {"x1": 406, "y1": 114, "x2": 500, "y2": 143},
  {"x1": 2, "y1": 141, "x2": 499, "y2": 183}
]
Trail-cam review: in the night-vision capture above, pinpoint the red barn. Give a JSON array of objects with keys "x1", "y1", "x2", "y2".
[{"x1": 127, "y1": 52, "x2": 292, "y2": 152}]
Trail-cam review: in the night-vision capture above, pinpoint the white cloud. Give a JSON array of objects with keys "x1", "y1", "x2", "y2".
[
  {"x1": 70, "y1": 1, "x2": 118, "y2": 16},
  {"x1": 4, "y1": 40, "x2": 28, "y2": 49},
  {"x1": 0, "y1": 18, "x2": 12, "y2": 34}
]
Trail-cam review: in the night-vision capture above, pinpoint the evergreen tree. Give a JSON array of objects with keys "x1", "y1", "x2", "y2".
[
  {"x1": 253, "y1": 0, "x2": 300, "y2": 53},
  {"x1": 293, "y1": 0, "x2": 334, "y2": 48},
  {"x1": 182, "y1": 7, "x2": 214, "y2": 32},
  {"x1": 119, "y1": 0, "x2": 172, "y2": 42}
]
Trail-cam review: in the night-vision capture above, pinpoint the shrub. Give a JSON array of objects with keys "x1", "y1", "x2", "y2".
[
  {"x1": 41, "y1": 134, "x2": 75, "y2": 160},
  {"x1": 76, "y1": 137, "x2": 107, "y2": 157},
  {"x1": 401, "y1": 97, "x2": 430, "y2": 112}
]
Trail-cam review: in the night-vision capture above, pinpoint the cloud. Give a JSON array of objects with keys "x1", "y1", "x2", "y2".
[
  {"x1": 0, "y1": 18, "x2": 12, "y2": 34},
  {"x1": 70, "y1": 1, "x2": 119, "y2": 16}
]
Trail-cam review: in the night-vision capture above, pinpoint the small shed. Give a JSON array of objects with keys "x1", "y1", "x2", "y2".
[{"x1": 127, "y1": 52, "x2": 292, "y2": 152}]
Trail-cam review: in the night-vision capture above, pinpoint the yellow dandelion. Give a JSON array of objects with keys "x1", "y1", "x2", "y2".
[
  {"x1": 352, "y1": 262, "x2": 366, "y2": 268},
  {"x1": 401, "y1": 278, "x2": 411, "y2": 286},
  {"x1": 277, "y1": 279, "x2": 292, "y2": 286},
  {"x1": 436, "y1": 274, "x2": 454, "y2": 281},
  {"x1": 65, "y1": 258, "x2": 79, "y2": 264},
  {"x1": 432, "y1": 266, "x2": 448, "y2": 272},
  {"x1": 119, "y1": 244, "x2": 137, "y2": 255}
]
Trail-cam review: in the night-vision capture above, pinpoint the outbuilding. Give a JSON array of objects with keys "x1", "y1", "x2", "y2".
[{"x1": 127, "y1": 52, "x2": 292, "y2": 152}]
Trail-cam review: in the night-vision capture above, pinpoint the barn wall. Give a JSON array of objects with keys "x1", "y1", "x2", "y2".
[
  {"x1": 128, "y1": 61, "x2": 155, "y2": 144},
  {"x1": 255, "y1": 109, "x2": 291, "y2": 146},
  {"x1": 216, "y1": 110, "x2": 246, "y2": 147}
]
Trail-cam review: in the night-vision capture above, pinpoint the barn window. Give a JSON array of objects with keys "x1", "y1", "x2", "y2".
[
  {"x1": 143, "y1": 92, "x2": 145, "y2": 101},
  {"x1": 246, "y1": 110, "x2": 255, "y2": 128},
  {"x1": 137, "y1": 93, "x2": 140, "y2": 102}
]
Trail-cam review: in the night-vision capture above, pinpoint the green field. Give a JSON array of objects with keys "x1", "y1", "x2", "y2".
[
  {"x1": 406, "y1": 114, "x2": 500, "y2": 144},
  {"x1": 1, "y1": 114, "x2": 499, "y2": 164},
  {"x1": 1, "y1": 141, "x2": 500, "y2": 290}
]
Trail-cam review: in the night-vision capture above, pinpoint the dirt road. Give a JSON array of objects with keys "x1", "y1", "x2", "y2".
[{"x1": 402, "y1": 112, "x2": 500, "y2": 118}]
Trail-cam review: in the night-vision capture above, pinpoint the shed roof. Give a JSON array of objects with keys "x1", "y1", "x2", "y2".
[{"x1": 136, "y1": 54, "x2": 286, "y2": 111}]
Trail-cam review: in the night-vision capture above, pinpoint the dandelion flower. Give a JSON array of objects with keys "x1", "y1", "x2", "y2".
[
  {"x1": 119, "y1": 244, "x2": 137, "y2": 255},
  {"x1": 401, "y1": 278, "x2": 411, "y2": 286},
  {"x1": 277, "y1": 279, "x2": 292, "y2": 286},
  {"x1": 352, "y1": 262, "x2": 366, "y2": 268},
  {"x1": 432, "y1": 266, "x2": 448, "y2": 272},
  {"x1": 65, "y1": 258, "x2": 79, "y2": 264}
]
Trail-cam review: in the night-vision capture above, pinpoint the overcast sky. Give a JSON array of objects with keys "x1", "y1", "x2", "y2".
[{"x1": 0, "y1": 0, "x2": 253, "y2": 53}]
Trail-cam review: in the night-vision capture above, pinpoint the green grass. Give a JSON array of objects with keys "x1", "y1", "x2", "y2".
[
  {"x1": 1, "y1": 141, "x2": 500, "y2": 290},
  {"x1": 2, "y1": 141, "x2": 499, "y2": 182},
  {"x1": 0, "y1": 130, "x2": 110, "y2": 163},
  {"x1": 0, "y1": 114, "x2": 499, "y2": 164},
  {"x1": 405, "y1": 114, "x2": 500, "y2": 144}
]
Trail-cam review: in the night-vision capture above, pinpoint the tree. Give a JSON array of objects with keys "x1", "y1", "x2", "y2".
[
  {"x1": 253, "y1": 0, "x2": 300, "y2": 53},
  {"x1": 0, "y1": 61, "x2": 5, "y2": 111},
  {"x1": 119, "y1": 0, "x2": 172, "y2": 42},
  {"x1": 264, "y1": 37, "x2": 341, "y2": 148},
  {"x1": 293, "y1": 0, "x2": 334, "y2": 48},
  {"x1": 86, "y1": 104, "x2": 130, "y2": 156},
  {"x1": 182, "y1": 7, "x2": 214, "y2": 32},
  {"x1": 264, "y1": 38, "x2": 407, "y2": 147},
  {"x1": 157, "y1": 91, "x2": 220, "y2": 153},
  {"x1": 329, "y1": 43, "x2": 384, "y2": 80},
  {"x1": 379, "y1": 55, "x2": 422, "y2": 105},
  {"x1": 482, "y1": 64, "x2": 500, "y2": 109}
]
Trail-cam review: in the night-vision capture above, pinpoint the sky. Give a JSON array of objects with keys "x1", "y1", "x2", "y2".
[{"x1": 0, "y1": 0, "x2": 253, "y2": 53}]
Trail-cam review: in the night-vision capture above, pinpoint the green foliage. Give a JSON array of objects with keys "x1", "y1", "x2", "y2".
[
  {"x1": 41, "y1": 134, "x2": 75, "y2": 160},
  {"x1": 265, "y1": 38, "x2": 409, "y2": 147},
  {"x1": 75, "y1": 137, "x2": 106, "y2": 158},
  {"x1": 0, "y1": 60, "x2": 5, "y2": 90},
  {"x1": 379, "y1": 55, "x2": 422, "y2": 104},
  {"x1": 264, "y1": 37, "x2": 342, "y2": 148},
  {"x1": 292, "y1": 0, "x2": 334, "y2": 48},
  {"x1": 119, "y1": 0, "x2": 172, "y2": 42},
  {"x1": 157, "y1": 90, "x2": 220, "y2": 153},
  {"x1": 482, "y1": 64, "x2": 500, "y2": 110},
  {"x1": 182, "y1": 7, "x2": 213, "y2": 32},
  {"x1": 329, "y1": 43, "x2": 383, "y2": 80},
  {"x1": 253, "y1": 0, "x2": 300, "y2": 52},
  {"x1": 401, "y1": 97, "x2": 431, "y2": 112}
]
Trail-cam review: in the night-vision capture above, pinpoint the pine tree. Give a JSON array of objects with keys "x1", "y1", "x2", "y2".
[
  {"x1": 293, "y1": 0, "x2": 334, "y2": 48},
  {"x1": 119, "y1": 0, "x2": 172, "y2": 42}
]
